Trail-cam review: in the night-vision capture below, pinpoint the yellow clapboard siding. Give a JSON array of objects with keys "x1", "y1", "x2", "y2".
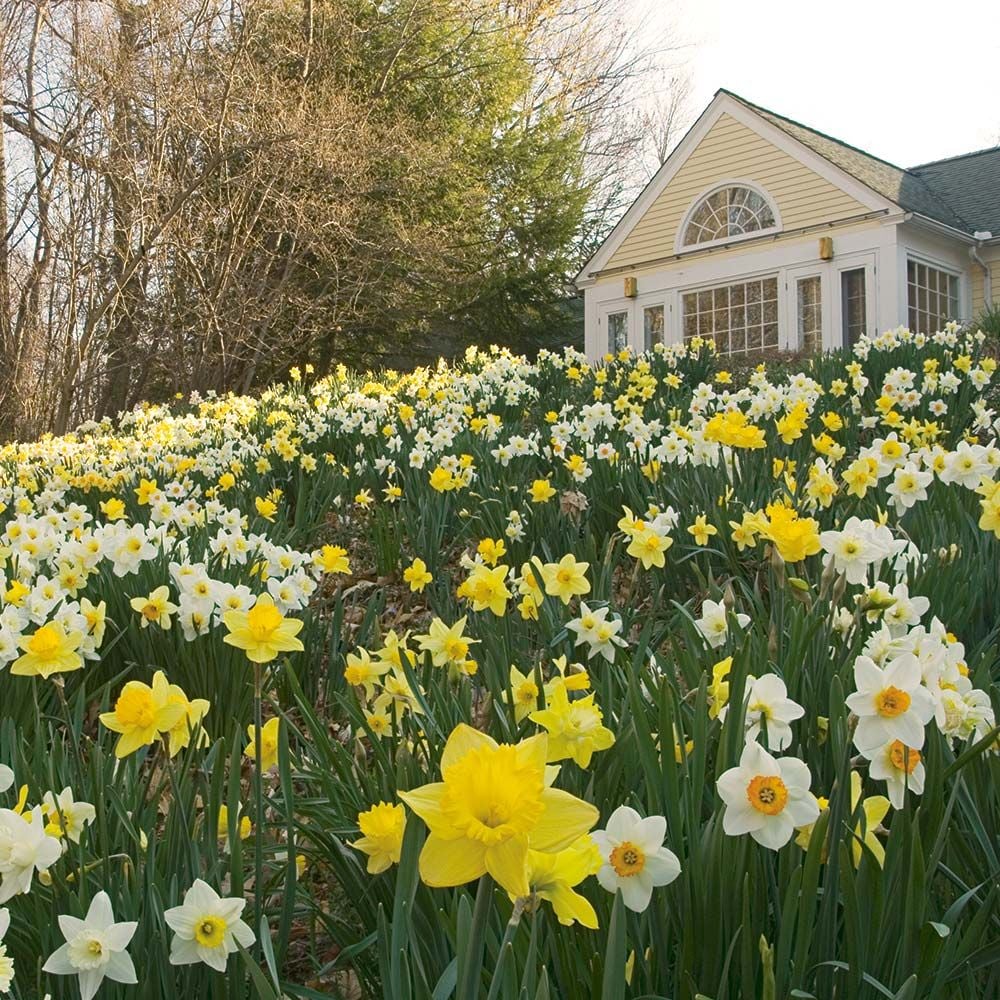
[
  {"x1": 606, "y1": 112, "x2": 869, "y2": 272},
  {"x1": 970, "y1": 248, "x2": 1000, "y2": 315}
]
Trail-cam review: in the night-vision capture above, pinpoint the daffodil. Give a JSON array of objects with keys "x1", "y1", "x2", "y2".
[
  {"x1": 351, "y1": 801, "x2": 406, "y2": 874},
  {"x1": 164, "y1": 879, "x2": 255, "y2": 972},
  {"x1": 869, "y1": 739, "x2": 925, "y2": 808},
  {"x1": 847, "y1": 771, "x2": 890, "y2": 867},
  {"x1": 529, "y1": 684, "x2": 615, "y2": 769},
  {"x1": 717, "y1": 740, "x2": 819, "y2": 851},
  {"x1": 42, "y1": 891, "x2": 138, "y2": 1000},
  {"x1": 399, "y1": 724, "x2": 598, "y2": 898},
  {"x1": 244, "y1": 716, "x2": 280, "y2": 771},
  {"x1": 592, "y1": 806, "x2": 681, "y2": 912},
  {"x1": 12, "y1": 622, "x2": 84, "y2": 678},
  {"x1": 402, "y1": 557, "x2": 433, "y2": 592},
  {"x1": 99, "y1": 671, "x2": 186, "y2": 758},
  {"x1": 222, "y1": 594, "x2": 304, "y2": 663},
  {"x1": 416, "y1": 616, "x2": 478, "y2": 668},
  {"x1": 687, "y1": 515, "x2": 717, "y2": 546},
  {"x1": 845, "y1": 654, "x2": 935, "y2": 756},
  {"x1": 129, "y1": 585, "x2": 178, "y2": 629},
  {"x1": 536, "y1": 554, "x2": 590, "y2": 605},
  {"x1": 521, "y1": 835, "x2": 602, "y2": 927},
  {"x1": 528, "y1": 479, "x2": 556, "y2": 503}
]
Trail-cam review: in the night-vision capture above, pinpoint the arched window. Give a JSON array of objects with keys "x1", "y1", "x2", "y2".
[{"x1": 681, "y1": 185, "x2": 777, "y2": 247}]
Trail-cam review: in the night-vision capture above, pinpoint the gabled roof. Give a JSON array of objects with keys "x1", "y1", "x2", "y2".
[
  {"x1": 720, "y1": 90, "x2": 974, "y2": 233},
  {"x1": 576, "y1": 89, "x2": 1000, "y2": 287}
]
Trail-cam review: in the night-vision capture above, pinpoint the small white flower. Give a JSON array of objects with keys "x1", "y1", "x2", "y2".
[
  {"x1": 591, "y1": 806, "x2": 681, "y2": 912},
  {"x1": 868, "y1": 740, "x2": 925, "y2": 810},
  {"x1": 164, "y1": 879, "x2": 255, "y2": 973},
  {"x1": 845, "y1": 654, "x2": 935, "y2": 756},
  {"x1": 42, "y1": 787, "x2": 96, "y2": 845},
  {"x1": 42, "y1": 891, "x2": 137, "y2": 1000},
  {"x1": 0, "y1": 806, "x2": 62, "y2": 902},
  {"x1": 694, "y1": 598, "x2": 749, "y2": 649},
  {"x1": 566, "y1": 603, "x2": 627, "y2": 663},
  {"x1": 717, "y1": 740, "x2": 819, "y2": 851},
  {"x1": 0, "y1": 908, "x2": 13, "y2": 991},
  {"x1": 743, "y1": 674, "x2": 805, "y2": 751}
]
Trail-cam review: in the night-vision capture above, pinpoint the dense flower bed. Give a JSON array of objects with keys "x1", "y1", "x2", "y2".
[{"x1": 0, "y1": 325, "x2": 998, "y2": 999}]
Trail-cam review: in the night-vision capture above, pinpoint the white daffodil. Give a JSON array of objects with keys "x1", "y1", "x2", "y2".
[
  {"x1": 42, "y1": 787, "x2": 97, "y2": 845},
  {"x1": 694, "y1": 598, "x2": 749, "y2": 649},
  {"x1": 717, "y1": 740, "x2": 819, "y2": 851},
  {"x1": 591, "y1": 806, "x2": 681, "y2": 912},
  {"x1": 819, "y1": 517, "x2": 893, "y2": 586},
  {"x1": 43, "y1": 891, "x2": 138, "y2": 1000},
  {"x1": 0, "y1": 769, "x2": 12, "y2": 796},
  {"x1": 868, "y1": 739, "x2": 925, "y2": 809},
  {"x1": 164, "y1": 879, "x2": 255, "y2": 972},
  {"x1": 743, "y1": 674, "x2": 805, "y2": 751},
  {"x1": 566, "y1": 603, "x2": 627, "y2": 663},
  {"x1": 885, "y1": 463, "x2": 932, "y2": 515},
  {"x1": 0, "y1": 807, "x2": 62, "y2": 902},
  {"x1": 0, "y1": 908, "x2": 13, "y2": 992},
  {"x1": 845, "y1": 654, "x2": 935, "y2": 757}
]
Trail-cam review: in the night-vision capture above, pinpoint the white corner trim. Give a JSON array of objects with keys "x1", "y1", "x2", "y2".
[{"x1": 672, "y1": 179, "x2": 782, "y2": 254}]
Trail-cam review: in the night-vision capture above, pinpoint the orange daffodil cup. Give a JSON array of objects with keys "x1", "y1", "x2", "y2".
[{"x1": 399, "y1": 724, "x2": 598, "y2": 899}]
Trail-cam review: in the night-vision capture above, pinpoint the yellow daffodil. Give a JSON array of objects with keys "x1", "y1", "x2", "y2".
[
  {"x1": 351, "y1": 801, "x2": 406, "y2": 874},
  {"x1": 403, "y1": 558, "x2": 433, "y2": 592},
  {"x1": 399, "y1": 724, "x2": 598, "y2": 898},
  {"x1": 222, "y1": 594, "x2": 304, "y2": 664},
  {"x1": 244, "y1": 717, "x2": 281, "y2": 771},
  {"x1": 100, "y1": 670, "x2": 186, "y2": 758},
  {"x1": 536, "y1": 554, "x2": 590, "y2": 605},
  {"x1": 12, "y1": 622, "x2": 84, "y2": 678}
]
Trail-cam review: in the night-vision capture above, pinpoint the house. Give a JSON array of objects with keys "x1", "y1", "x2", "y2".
[{"x1": 576, "y1": 89, "x2": 1000, "y2": 360}]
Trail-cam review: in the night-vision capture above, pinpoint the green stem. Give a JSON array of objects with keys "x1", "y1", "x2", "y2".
[
  {"x1": 253, "y1": 661, "x2": 266, "y2": 957},
  {"x1": 485, "y1": 897, "x2": 526, "y2": 1000},
  {"x1": 457, "y1": 875, "x2": 493, "y2": 1000}
]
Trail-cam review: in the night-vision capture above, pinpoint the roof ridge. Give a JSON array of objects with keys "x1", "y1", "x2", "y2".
[
  {"x1": 910, "y1": 145, "x2": 1000, "y2": 169},
  {"x1": 716, "y1": 88, "x2": 912, "y2": 175}
]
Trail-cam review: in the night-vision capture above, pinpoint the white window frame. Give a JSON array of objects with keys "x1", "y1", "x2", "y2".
[
  {"x1": 675, "y1": 179, "x2": 782, "y2": 254},
  {"x1": 784, "y1": 266, "x2": 828, "y2": 353},
  {"x1": 905, "y1": 255, "x2": 962, "y2": 333},
  {"x1": 637, "y1": 293, "x2": 667, "y2": 353},
  {"x1": 597, "y1": 301, "x2": 633, "y2": 354},
  {"x1": 678, "y1": 272, "x2": 781, "y2": 357},
  {"x1": 833, "y1": 253, "x2": 878, "y2": 350}
]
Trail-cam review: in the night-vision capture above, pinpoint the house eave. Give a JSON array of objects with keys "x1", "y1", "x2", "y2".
[{"x1": 903, "y1": 212, "x2": 977, "y2": 245}]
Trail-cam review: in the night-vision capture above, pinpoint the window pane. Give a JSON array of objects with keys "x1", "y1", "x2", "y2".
[
  {"x1": 904, "y1": 259, "x2": 960, "y2": 334},
  {"x1": 797, "y1": 276, "x2": 822, "y2": 353},
  {"x1": 607, "y1": 311, "x2": 628, "y2": 352},
  {"x1": 643, "y1": 305, "x2": 664, "y2": 351},
  {"x1": 683, "y1": 185, "x2": 776, "y2": 246},
  {"x1": 841, "y1": 268, "x2": 867, "y2": 347}
]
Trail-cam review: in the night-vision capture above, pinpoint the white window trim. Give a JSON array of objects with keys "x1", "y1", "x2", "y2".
[
  {"x1": 674, "y1": 179, "x2": 782, "y2": 255},
  {"x1": 678, "y1": 271, "x2": 781, "y2": 356},
  {"x1": 597, "y1": 301, "x2": 633, "y2": 354},
  {"x1": 784, "y1": 266, "x2": 827, "y2": 352},
  {"x1": 905, "y1": 255, "x2": 963, "y2": 332}
]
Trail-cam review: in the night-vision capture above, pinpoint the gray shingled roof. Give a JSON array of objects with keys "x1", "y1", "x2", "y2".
[
  {"x1": 911, "y1": 150, "x2": 1000, "y2": 237},
  {"x1": 722, "y1": 90, "x2": 1000, "y2": 237}
]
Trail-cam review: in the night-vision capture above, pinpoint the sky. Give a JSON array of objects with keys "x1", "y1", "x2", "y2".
[{"x1": 641, "y1": 0, "x2": 1000, "y2": 167}]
